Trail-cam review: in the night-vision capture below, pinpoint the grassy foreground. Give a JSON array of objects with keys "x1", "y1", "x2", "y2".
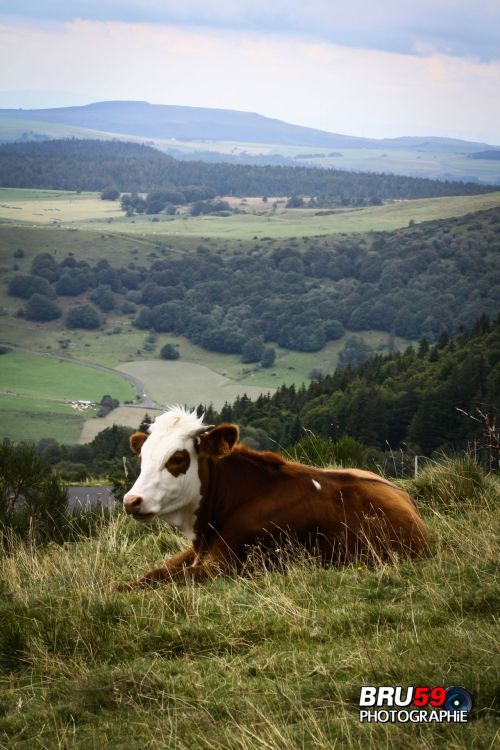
[{"x1": 0, "y1": 462, "x2": 498, "y2": 749}]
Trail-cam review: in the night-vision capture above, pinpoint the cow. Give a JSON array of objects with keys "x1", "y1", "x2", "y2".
[{"x1": 118, "y1": 406, "x2": 427, "y2": 589}]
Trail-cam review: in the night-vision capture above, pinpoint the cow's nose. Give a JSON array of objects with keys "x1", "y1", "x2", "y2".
[{"x1": 123, "y1": 494, "x2": 143, "y2": 515}]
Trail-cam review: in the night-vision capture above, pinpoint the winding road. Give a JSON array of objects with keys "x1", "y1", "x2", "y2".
[{"x1": 0, "y1": 343, "x2": 164, "y2": 409}]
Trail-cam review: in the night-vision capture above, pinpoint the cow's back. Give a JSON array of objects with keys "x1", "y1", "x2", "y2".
[{"x1": 203, "y1": 449, "x2": 428, "y2": 563}]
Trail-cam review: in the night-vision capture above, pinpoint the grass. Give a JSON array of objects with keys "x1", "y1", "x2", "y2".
[
  {"x1": 0, "y1": 351, "x2": 135, "y2": 403},
  {"x1": 0, "y1": 351, "x2": 136, "y2": 443},
  {"x1": 116, "y1": 360, "x2": 275, "y2": 410},
  {"x1": 0, "y1": 459, "x2": 498, "y2": 748},
  {"x1": 1, "y1": 188, "x2": 500, "y2": 239},
  {"x1": 0, "y1": 394, "x2": 89, "y2": 444}
]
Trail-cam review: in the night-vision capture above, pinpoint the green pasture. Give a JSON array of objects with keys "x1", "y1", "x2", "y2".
[
  {"x1": 116, "y1": 360, "x2": 275, "y2": 410},
  {"x1": 0, "y1": 350, "x2": 135, "y2": 403},
  {"x1": 1, "y1": 187, "x2": 500, "y2": 239},
  {"x1": 0, "y1": 393, "x2": 86, "y2": 443},
  {"x1": 49, "y1": 191, "x2": 500, "y2": 238},
  {"x1": 141, "y1": 330, "x2": 410, "y2": 389}
]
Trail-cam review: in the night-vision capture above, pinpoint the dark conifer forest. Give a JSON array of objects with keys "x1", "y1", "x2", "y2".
[{"x1": 0, "y1": 139, "x2": 496, "y2": 198}]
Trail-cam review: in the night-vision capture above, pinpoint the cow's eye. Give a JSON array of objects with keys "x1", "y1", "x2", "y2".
[{"x1": 166, "y1": 452, "x2": 183, "y2": 466}]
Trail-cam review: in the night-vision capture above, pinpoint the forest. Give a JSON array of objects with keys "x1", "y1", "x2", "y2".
[
  {"x1": 0, "y1": 139, "x2": 497, "y2": 199},
  {"x1": 7, "y1": 207, "x2": 500, "y2": 351},
  {"x1": 201, "y1": 314, "x2": 500, "y2": 457}
]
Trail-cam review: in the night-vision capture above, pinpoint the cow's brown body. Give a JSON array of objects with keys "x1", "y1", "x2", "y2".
[{"x1": 122, "y1": 437, "x2": 427, "y2": 588}]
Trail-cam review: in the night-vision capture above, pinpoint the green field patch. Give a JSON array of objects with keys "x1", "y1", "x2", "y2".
[
  {"x1": 0, "y1": 188, "x2": 121, "y2": 225},
  {"x1": 1, "y1": 188, "x2": 500, "y2": 239},
  {"x1": 0, "y1": 351, "x2": 135, "y2": 402},
  {"x1": 0, "y1": 393, "x2": 86, "y2": 443},
  {"x1": 162, "y1": 331, "x2": 411, "y2": 388},
  {"x1": 117, "y1": 360, "x2": 276, "y2": 410}
]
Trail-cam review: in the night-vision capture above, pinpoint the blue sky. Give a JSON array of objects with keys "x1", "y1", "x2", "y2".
[{"x1": 1, "y1": 1, "x2": 499, "y2": 142}]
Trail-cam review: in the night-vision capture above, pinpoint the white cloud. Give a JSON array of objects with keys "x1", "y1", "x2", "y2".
[
  {"x1": 4, "y1": 1, "x2": 500, "y2": 60},
  {"x1": 0, "y1": 18, "x2": 499, "y2": 143}
]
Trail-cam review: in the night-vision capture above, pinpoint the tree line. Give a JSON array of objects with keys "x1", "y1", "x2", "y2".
[
  {"x1": 202, "y1": 315, "x2": 500, "y2": 457},
  {"x1": 0, "y1": 139, "x2": 496, "y2": 200}
]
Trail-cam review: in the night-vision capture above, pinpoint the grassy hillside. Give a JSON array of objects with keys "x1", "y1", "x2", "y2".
[
  {"x1": 0, "y1": 459, "x2": 497, "y2": 748},
  {"x1": 2, "y1": 187, "x2": 500, "y2": 239}
]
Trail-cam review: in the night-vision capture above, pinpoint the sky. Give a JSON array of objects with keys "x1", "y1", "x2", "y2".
[{"x1": 1, "y1": 1, "x2": 499, "y2": 143}]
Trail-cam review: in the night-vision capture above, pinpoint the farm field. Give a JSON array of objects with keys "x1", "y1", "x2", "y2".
[
  {"x1": 116, "y1": 360, "x2": 275, "y2": 410},
  {"x1": 0, "y1": 351, "x2": 135, "y2": 403},
  {"x1": 0, "y1": 459, "x2": 497, "y2": 748},
  {"x1": 1, "y1": 187, "x2": 500, "y2": 238},
  {"x1": 0, "y1": 350, "x2": 137, "y2": 443},
  {"x1": 79, "y1": 405, "x2": 163, "y2": 443},
  {"x1": 0, "y1": 393, "x2": 88, "y2": 444}
]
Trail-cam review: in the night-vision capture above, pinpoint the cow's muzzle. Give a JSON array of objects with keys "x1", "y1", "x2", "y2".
[{"x1": 123, "y1": 494, "x2": 155, "y2": 521}]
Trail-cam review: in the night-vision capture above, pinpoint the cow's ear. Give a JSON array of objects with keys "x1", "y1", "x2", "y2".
[
  {"x1": 198, "y1": 424, "x2": 239, "y2": 458},
  {"x1": 130, "y1": 431, "x2": 148, "y2": 455}
]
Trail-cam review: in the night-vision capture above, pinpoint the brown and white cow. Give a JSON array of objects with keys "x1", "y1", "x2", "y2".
[{"x1": 118, "y1": 406, "x2": 427, "y2": 588}]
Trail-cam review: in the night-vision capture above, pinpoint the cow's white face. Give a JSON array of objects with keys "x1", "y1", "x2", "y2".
[{"x1": 123, "y1": 407, "x2": 238, "y2": 539}]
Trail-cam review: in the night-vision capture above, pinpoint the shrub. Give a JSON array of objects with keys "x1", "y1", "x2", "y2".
[
  {"x1": 66, "y1": 304, "x2": 100, "y2": 329},
  {"x1": 332, "y1": 435, "x2": 368, "y2": 468},
  {"x1": 8, "y1": 274, "x2": 56, "y2": 300},
  {"x1": 286, "y1": 433, "x2": 335, "y2": 468},
  {"x1": 409, "y1": 456, "x2": 498, "y2": 510},
  {"x1": 0, "y1": 441, "x2": 68, "y2": 545},
  {"x1": 160, "y1": 343, "x2": 179, "y2": 360},
  {"x1": 24, "y1": 293, "x2": 62, "y2": 322},
  {"x1": 100, "y1": 188, "x2": 120, "y2": 201}
]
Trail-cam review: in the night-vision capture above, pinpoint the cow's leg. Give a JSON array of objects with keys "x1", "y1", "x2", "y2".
[
  {"x1": 115, "y1": 545, "x2": 197, "y2": 590},
  {"x1": 168, "y1": 541, "x2": 241, "y2": 583}
]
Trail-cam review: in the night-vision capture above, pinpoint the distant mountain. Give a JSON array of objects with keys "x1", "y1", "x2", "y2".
[{"x1": 0, "y1": 100, "x2": 497, "y2": 152}]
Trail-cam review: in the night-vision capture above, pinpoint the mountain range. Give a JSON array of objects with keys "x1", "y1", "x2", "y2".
[{"x1": 0, "y1": 100, "x2": 498, "y2": 153}]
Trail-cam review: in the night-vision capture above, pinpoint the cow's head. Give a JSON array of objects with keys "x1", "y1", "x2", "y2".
[{"x1": 123, "y1": 407, "x2": 238, "y2": 531}]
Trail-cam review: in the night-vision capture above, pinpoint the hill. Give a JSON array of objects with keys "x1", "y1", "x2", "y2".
[
  {"x1": 204, "y1": 315, "x2": 500, "y2": 457},
  {"x1": 3, "y1": 207, "x2": 499, "y2": 359},
  {"x1": 1, "y1": 101, "x2": 498, "y2": 154},
  {"x1": 0, "y1": 139, "x2": 496, "y2": 199}
]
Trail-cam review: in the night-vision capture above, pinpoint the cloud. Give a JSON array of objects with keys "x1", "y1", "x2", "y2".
[
  {"x1": 1, "y1": 19, "x2": 499, "y2": 143},
  {"x1": 4, "y1": 1, "x2": 500, "y2": 61}
]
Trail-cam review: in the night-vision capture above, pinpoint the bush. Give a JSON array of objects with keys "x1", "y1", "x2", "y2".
[
  {"x1": 66, "y1": 304, "x2": 101, "y2": 330},
  {"x1": 160, "y1": 343, "x2": 179, "y2": 360},
  {"x1": 100, "y1": 188, "x2": 120, "y2": 201},
  {"x1": 24, "y1": 293, "x2": 62, "y2": 322},
  {"x1": 286, "y1": 433, "x2": 335, "y2": 468},
  {"x1": 409, "y1": 456, "x2": 498, "y2": 510},
  {"x1": 0, "y1": 441, "x2": 68, "y2": 545},
  {"x1": 332, "y1": 435, "x2": 368, "y2": 468},
  {"x1": 8, "y1": 274, "x2": 56, "y2": 300},
  {"x1": 97, "y1": 394, "x2": 120, "y2": 418},
  {"x1": 261, "y1": 347, "x2": 276, "y2": 368}
]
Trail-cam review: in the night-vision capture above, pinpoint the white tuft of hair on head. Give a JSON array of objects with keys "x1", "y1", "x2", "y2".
[{"x1": 149, "y1": 405, "x2": 206, "y2": 438}]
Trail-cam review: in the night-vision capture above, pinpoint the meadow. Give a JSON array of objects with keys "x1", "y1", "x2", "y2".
[
  {"x1": 0, "y1": 351, "x2": 136, "y2": 443},
  {"x1": 1, "y1": 187, "x2": 500, "y2": 239},
  {"x1": 0, "y1": 458, "x2": 497, "y2": 748}
]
